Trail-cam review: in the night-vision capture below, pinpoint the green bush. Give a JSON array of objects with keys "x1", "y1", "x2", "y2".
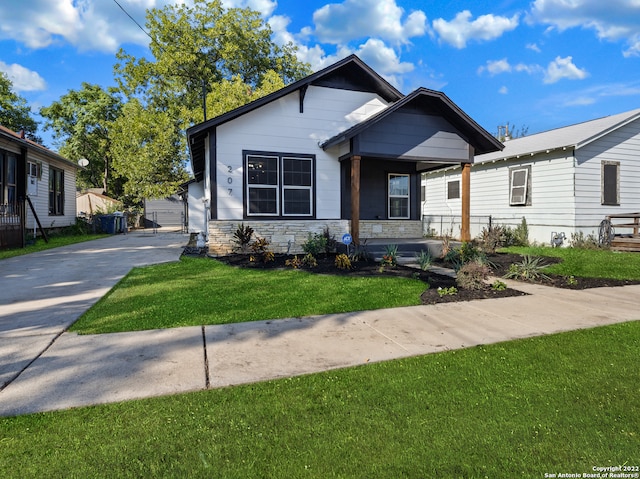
[
  {"x1": 415, "y1": 249, "x2": 433, "y2": 271},
  {"x1": 233, "y1": 223, "x2": 254, "y2": 253},
  {"x1": 302, "y1": 232, "x2": 328, "y2": 256}
]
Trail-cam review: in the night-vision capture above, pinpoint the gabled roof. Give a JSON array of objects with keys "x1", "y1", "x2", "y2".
[
  {"x1": 320, "y1": 87, "x2": 503, "y2": 155},
  {"x1": 477, "y1": 108, "x2": 640, "y2": 163},
  {"x1": 186, "y1": 54, "x2": 403, "y2": 138},
  {"x1": 0, "y1": 124, "x2": 79, "y2": 169}
]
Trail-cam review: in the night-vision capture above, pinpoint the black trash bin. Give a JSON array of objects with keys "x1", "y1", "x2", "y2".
[{"x1": 99, "y1": 215, "x2": 116, "y2": 234}]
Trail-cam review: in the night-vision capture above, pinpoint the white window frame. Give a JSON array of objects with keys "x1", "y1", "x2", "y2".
[
  {"x1": 388, "y1": 173, "x2": 410, "y2": 219},
  {"x1": 281, "y1": 156, "x2": 313, "y2": 217},
  {"x1": 509, "y1": 168, "x2": 529, "y2": 206}
]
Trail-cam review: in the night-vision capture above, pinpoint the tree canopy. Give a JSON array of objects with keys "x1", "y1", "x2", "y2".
[
  {"x1": 39, "y1": 0, "x2": 311, "y2": 204},
  {"x1": 0, "y1": 73, "x2": 41, "y2": 143},
  {"x1": 40, "y1": 83, "x2": 123, "y2": 196}
]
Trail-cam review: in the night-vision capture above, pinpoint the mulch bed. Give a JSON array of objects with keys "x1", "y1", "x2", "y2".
[{"x1": 206, "y1": 250, "x2": 640, "y2": 305}]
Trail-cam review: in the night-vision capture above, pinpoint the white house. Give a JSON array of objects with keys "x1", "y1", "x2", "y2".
[
  {"x1": 421, "y1": 108, "x2": 640, "y2": 246},
  {"x1": 186, "y1": 55, "x2": 502, "y2": 255},
  {"x1": 1, "y1": 125, "x2": 78, "y2": 248}
]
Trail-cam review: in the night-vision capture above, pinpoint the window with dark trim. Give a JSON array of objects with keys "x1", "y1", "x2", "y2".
[
  {"x1": 447, "y1": 180, "x2": 460, "y2": 200},
  {"x1": 245, "y1": 152, "x2": 314, "y2": 217},
  {"x1": 509, "y1": 165, "x2": 531, "y2": 206},
  {"x1": 388, "y1": 173, "x2": 409, "y2": 219},
  {"x1": 602, "y1": 161, "x2": 619, "y2": 206},
  {"x1": 49, "y1": 167, "x2": 65, "y2": 215}
]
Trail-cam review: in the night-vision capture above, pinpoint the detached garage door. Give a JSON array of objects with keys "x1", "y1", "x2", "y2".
[{"x1": 144, "y1": 195, "x2": 185, "y2": 228}]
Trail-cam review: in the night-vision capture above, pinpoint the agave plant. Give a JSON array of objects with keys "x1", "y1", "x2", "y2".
[{"x1": 503, "y1": 255, "x2": 550, "y2": 282}]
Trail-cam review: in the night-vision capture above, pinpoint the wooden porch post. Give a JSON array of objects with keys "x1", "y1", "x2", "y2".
[
  {"x1": 350, "y1": 155, "x2": 361, "y2": 244},
  {"x1": 461, "y1": 162, "x2": 471, "y2": 242}
]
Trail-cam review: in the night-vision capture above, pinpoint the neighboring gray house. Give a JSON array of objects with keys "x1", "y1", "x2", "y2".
[
  {"x1": 422, "y1": 108, "x2": 640, "y2": 245},
  {"x1": 143, "y1": 194, "x2": 187, "y2": 230},
  {"x1": 1, "y1": 125, "x2": 78, "y2": 248},
  {"x1": 186, "y1": 55, "x2": 501, "y2": 255}
]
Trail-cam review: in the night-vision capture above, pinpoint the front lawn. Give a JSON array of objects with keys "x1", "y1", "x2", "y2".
[
  {"x1": 1, "y1": 321, "x2": 638, "y2": 478},
  {"x1": 70, "y1": 256, "x2": 426, "y2": 334},
  {"x1": 502, "y1": 246, "x2": 640, "y2": 280}
]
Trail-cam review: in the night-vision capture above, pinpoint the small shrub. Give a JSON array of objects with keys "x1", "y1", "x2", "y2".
[
  {"x1": 565, "y1": 275, "x2": 578, "y2": 286},
  {"x1": 335, "y1": 253, "x2": 352, "y2": 270},
  {"x1": 285, "y1": 256, "x2": 302, "y2": 269},
  {"x1": 415, "y1": 249, "x2": 433, "y2": 271},
  {"x1": 444, "y1": 242, "x2": 487, "y2": 272},
  {"x1": 233, "y1": 223, "x2": 254, "y2": 253},
  {"x1": 456, "y1": 261, "x2": 491, "y2": 290},
  {"x1": 570, "y1": 231, "x2": 600, "y2": 250},
  {"x1": 350, "y1": 241, "x2": 371, "y2": 262},
  {"x1": 440, "y1": 233, "x2": 452, "y2": 258},
  {"x1": 479, "y1": 225, "x2": 505, "y2": 253},
  {"x1": 250, "y1": 237, "x2": 273, "y2": 263},
  {"x1": 513, "y1": 217, "x2": 529, "y2": 247},
  {"x1": 380, "y1": 244, "x2": 398, "y2": 267},
  {"x1": 302, "y1": 253, "x2": 317, "y2": 268},
  {"x1": 321, "y1": 226, "x2": 337, "y2": 254},
  {"x1": 302, "y1": 233, "x2": 328, "y2": 256},
  {"x1": 491, "y1": 280, "x2": 507, "y2": 291},
  {"x1": 437, "y1": 286, "x2": 458, "y2": 297},
  {"x1": 503, "y1": 255, "x2": 550, "y2": 282}
]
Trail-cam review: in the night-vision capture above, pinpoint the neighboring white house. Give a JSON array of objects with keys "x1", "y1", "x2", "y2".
[
  {"x1": 421, "y1": 108, "x2": 640, "y2": 246},
  {"x1": 1, "y1": 125, "x2": 78, "y2": 248},
  {"x1": 186, "y1": 55, "x2": 502, "y2": 255}
]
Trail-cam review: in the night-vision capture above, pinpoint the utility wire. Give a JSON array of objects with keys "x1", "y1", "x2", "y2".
[{"x1": 112, "y1": 0, "x2": 152, "y2": 40}]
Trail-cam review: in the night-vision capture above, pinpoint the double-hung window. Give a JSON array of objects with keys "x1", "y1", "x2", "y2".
[
  {"x1": 49, "y1": 167, "x2": 64, "y2": 215},
  {"x1": 246, "y1": 152, "x2": 314, "y2": 217},
  {"x1": 509, "y1": 166, "x2": 530, "y2": 206},
  {"x1": 388, "y1": 173, "x2": 410, "y2": 219}
]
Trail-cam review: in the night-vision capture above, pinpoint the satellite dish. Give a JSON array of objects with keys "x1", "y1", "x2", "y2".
[{"x1": 78, "y1": 158, "x2": 89, "y2": 167}]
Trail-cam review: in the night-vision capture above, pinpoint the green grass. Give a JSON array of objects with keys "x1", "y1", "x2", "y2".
[
  {"x1": 70, "y1": 256, "x2": 426, "y2": 334},
  {"x1": 0, "y1": 233, "x2": 108, "y2": 260},
  {"x1": 501, "y1": 246, "x2": 640, "y2": 280},
  {"x1": 1, "y1": 321, "x2": 638, "y2": 478}
]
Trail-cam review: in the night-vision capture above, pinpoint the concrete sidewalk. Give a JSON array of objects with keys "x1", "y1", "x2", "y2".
[
  {"x1": 1, "y1": 265, "x2": 638, "y2": 416},
  {"x1": 0, "y1": 229, "x2": 188, "y2": 396}
]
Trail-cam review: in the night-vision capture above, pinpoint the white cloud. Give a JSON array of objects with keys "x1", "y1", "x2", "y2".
[
  {"x1": 526, "y1": 42, "x2": 541, "y2": 52},
  {"x1": 313, "y1": 0, "x2": 428, "y2": 45},
  {"x1": 477, "y1": 58, "x2": 511, "y2": 75},
  {"x1": 0, "y1": 61, "x2": 47, "y2": 91},
  {"x1": 432, "y1": 10, "x2": 519, "y2": 49},
  {"x1": 544, "y1": 56, "x2": 589, "y2": 84},
  {"x1": 0, "y1": 0, "x2": 159, "y2": 53},
  {"x1": 222, "y1": 0, "x2": 277, "y2": 17},
  {"x1": 528, "y1": 0, "x2": 640, "y2": 56},
  {"x1": 499, "y1": 86, "x2": 508, "y2": 94},
  {"x1": 477, "y1": 58, "x2": 542, "y2": 76}
]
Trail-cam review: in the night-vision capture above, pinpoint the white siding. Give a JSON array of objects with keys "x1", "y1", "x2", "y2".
[
  {"x1": 214, "y1": 86, "x2": 390, "y2": 220},
  {"x1": 574, "y1": 120, "x2": 640, "y2": 233},
  {"x1": 26, "y1": 152, "x2": 77, "y2": 230},
  {"x1": 187, "y1": 181, "x2": 206, "y2": 234},
  {"x1": 422, "y1": 150, "x2": 577, "y2": 244}
]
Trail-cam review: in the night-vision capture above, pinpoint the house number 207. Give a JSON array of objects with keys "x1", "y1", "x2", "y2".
[{"x1": 227, "y1": 165, "x2": 233, "y2": 195}]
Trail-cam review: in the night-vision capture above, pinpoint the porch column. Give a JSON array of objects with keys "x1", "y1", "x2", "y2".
[
  {"x1": 461, "y1": 162, "x2": 471, "y2": 242},
  {"x1": 350, "y1": 155, "x2": 361, "y2": 244}
]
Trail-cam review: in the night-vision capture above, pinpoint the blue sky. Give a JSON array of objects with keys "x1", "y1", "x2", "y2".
[{"x1": 1, "y1": 0, "x2": 639, "y2": 149}]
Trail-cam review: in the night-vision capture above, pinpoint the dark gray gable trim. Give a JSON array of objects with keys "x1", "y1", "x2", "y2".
[{"x1": 320, "y1": 88, "x2": 503, "y2": 156}]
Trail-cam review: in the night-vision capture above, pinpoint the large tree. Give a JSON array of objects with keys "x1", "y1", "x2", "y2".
[
  {"x1": 40, "y1": 83, "x2": 123, "y2": 196},
  {"x1": 0, "y1": 73, "x2": 42, "y2": 143},
  {"x1": 114, "y1": 0, "x2": 310, "y2": 125},
  {"x1": 110, "y1": 99, "x2": 188, "y2": 202}
]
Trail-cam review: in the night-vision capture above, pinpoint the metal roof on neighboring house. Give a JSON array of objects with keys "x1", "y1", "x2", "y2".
[{"x1": 477, "y1": 107, "x2": 640, "y2": 163}]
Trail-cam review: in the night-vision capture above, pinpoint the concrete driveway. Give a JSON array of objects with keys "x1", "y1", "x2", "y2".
[{"x1": 0, "y1": 229, "x2": 188, "y2": 389}]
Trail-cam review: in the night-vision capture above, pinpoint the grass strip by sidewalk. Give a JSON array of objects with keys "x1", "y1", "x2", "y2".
[
  {"x1": 1, "y1": 321, "x2": 638, "y2": 478},
  {"x1": 70, "y1": 256, "x2": 426, "y2": 334},
  {"x1": 0, "y1": 234, "x2": 108, "y2": 260},
  {"x1": 502, "y1": 246, "x2": 640, "y2": 280}
]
